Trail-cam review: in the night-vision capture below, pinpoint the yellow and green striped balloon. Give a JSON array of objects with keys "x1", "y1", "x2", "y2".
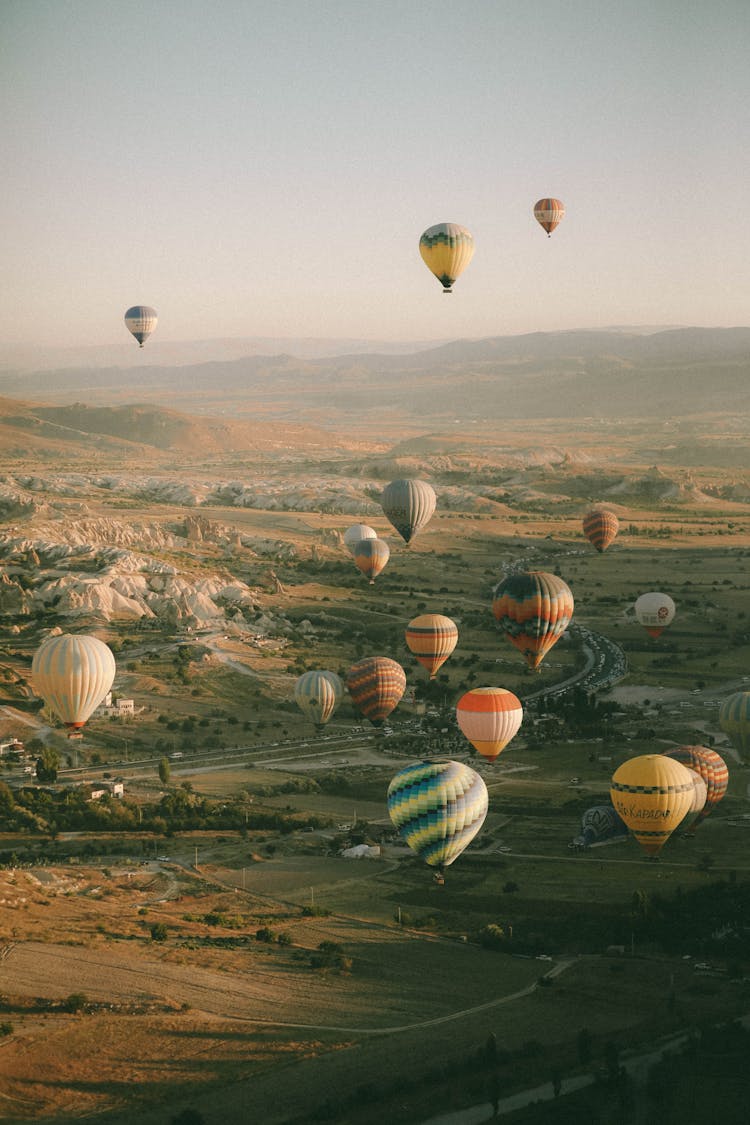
[
  {"x1": 419, "y1": 223, "x2": 475, "y2": 292},
  {"x1": 387, "y1": 759, "x2": 488, "y2": 870}
]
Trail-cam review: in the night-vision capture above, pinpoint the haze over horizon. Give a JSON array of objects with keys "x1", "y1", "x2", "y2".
[{"x1": 2, "y1": 1, "x2": 748, "y2": 350}]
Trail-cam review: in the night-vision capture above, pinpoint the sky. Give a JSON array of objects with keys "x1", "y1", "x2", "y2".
[{"x1": 1, "y1": 0, "x2": 749, "y2": 349}]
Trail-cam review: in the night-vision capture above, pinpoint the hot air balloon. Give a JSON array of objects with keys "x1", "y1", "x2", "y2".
[
  {"x1": 405, "y1": 614, "x2": 458, "y2": 679},
  {"x1": 663, "y1": 745, "x2": 728, "y2": 823},
  {"x1": 352, "y1": 538, "x2": 390, "y2": 584},
  {"x1": 533, "y1": 198, "x2": 565, "y2": 237},
  {"x1": 387, "y1": 759, "x2": 488, "y2": 878},
  {"x1": 582, "y1": 507, "x2": 619, "y2": 553},
  {"x1": 343, "y1": 524, "x2": 377, "y2": 555},
  {"x1": 580, "y1": 805, "x2": 628, "y2": 846},
  {"x1": 634, "y1": 592, "x2": 675, "y2": 638},
  {"x1": 419, "y1": 223, "x2": 475, "y2": 292},
  {"x1": 492, "y1": 571, "x2": 574, "y2": 671},
  {"x1": 610, "y1": 755, "x2": 695, "y2": 857},
  {"x1": 456, "y1": 687, "x2": 522, "y2": 763},
  {"x1": 346, "y1": 656, "x2": 406, "y2": 726},
  {"x1": 124, "y1": 306, "x2": 157, "y2": 348},
  {"x1": 294, "y1": 670, "x2": 343, "y2": 729},
  {"x1": 679, "y1": 772, "x2": 708, "y2": 834},
  {"x1": 31, "y1": 633, "x2": 116, "y2": 735},
  {"x1": 380, "y1": 479, "x2": 436, "y2": 545},
  {"x1": 719, "y1": 691, "x2": 750, "y2": 756}
]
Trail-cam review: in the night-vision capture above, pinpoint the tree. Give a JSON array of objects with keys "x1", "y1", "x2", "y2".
[
  {"x1": 150, "y1": 922, "x2": 168, "y2": 942},
  {"x1": 158, "y1": 757, "x2": 171, "y2": 785},
  {"x1": 35, "y1": 746, "x2": 60, "y2": 783}
]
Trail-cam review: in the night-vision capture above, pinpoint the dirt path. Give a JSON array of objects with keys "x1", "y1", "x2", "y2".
[{"x1": 0, "y1": 941, "x2": 575, "y2": 1036}]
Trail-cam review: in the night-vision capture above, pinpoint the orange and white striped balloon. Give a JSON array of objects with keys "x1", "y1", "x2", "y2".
[{"x1": 456, "y1": 687, "x2": 523, "y2": 763}]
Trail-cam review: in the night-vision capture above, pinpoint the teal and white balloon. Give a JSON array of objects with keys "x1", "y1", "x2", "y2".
[
  {"x1": 294, "y1": 670, "x2": 343, "y2": 728},
  {"x1": 387, "y1": 759, "x2": 488, "y2": 872},
  {"x1": 31, "y1": 633, "x2": 116, "y2": 731}
]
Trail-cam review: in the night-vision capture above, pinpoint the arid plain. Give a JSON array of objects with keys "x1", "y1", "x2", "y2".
[{"x1": 1, "y1": 330, "x2": 749, "y2": 1124}]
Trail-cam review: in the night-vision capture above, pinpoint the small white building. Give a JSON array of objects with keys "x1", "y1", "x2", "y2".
[{"x1": 85, "y1": 781, "x2": 125, "y2": 801}]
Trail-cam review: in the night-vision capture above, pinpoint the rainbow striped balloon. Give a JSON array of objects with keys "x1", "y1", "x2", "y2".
[
  {"x1": 582, "y1": 507, "x2": 619, "y2": 553},
  {"x1": 387, "y1": 759, "x2": 488, "y2": 869},
  {"x1": 492, "y1": 571, "x2": 574, "y2": 671},
  {"x1": 405, "y1": 613, "x2": 458, "y2": 678},
  {"x1": 456, "y1": 687, "x2": 523, "y2": 762},
  {"x1": 346, "y1": 656, "x2": 406, "y2": 725}
]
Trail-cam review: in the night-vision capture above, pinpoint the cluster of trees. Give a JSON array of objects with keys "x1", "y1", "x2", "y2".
[{"x1": 0, "y1": 780, "x2": 326, "y2": 840}]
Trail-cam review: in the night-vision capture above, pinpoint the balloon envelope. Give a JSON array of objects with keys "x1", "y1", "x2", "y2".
[
  {"x1": 124, "y1": 306, "x2": 157, "y2": 347},
  {"x1": 352, "y1": 538, "x2": 390, "y2": 584},
  {"x1": 680, "y1": 772, "x2": 708, "y2": 832},
  {"x1": 492, "y1": 570, "x2": 574, "y2": 670},
  {"x1": 346, "y1": 656, "x2": 406, "y2": 725},
  {"x1": 580, "y1": 805, "x2": 628, "y2": 845},
  {"x1": 419, "y1": 223, "x2": 475, "y2": 291},
  {"x1": 32, "y1": 633, "x2": 116, "y2": 729},
  {"x1": 533, "y1": 198, "x2": 565, "y2": 236},
  {"x1": 405, "y1": 614, "x2": 458, "y2": 678},
  {"x1": 387, "y1": 759, "x2": 488, "y2": 868},
  {"x1": 663, "y1": 745, "x2": 728, "y2": 822},
  {"x1": 634, "y1": 592, "x2": 675, "y2": 638},
  {"x1": 456, "y1": 687, "x2": 522, "y2": 762},
  {"x1": 294, "y1": 670, "x2": 343, "y2": 728},
  {"x1": 344, "y1": 524, "x2": 377, "y2": 555},
  {"x1": 380, "y1": 479, "x2": 436, "y2": 544},
  {"x1": 610, "y1": 755, "x2": 695, "y2": 856},
  {"x1": 719, "y1": 691, "x2": 750, "y2": 755},
  {"x1": 583, "y1": 507, "x2": 619, "y2": 553}
]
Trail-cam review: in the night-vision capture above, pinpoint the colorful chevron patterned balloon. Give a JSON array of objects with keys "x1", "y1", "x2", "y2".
[
  {"x1": 387, "y1": 759, "x2": 488, "y2": 870},
  {"x1": 492, "y1": 570, "x2": 574, "y2": 671}
]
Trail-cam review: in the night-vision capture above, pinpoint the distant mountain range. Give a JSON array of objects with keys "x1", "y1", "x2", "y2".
[
  {"x1": 1, "y1": 327, "x2": 749, "y2": 434},
  {"x1": 0, "y1": 397, "x2": 361, "y2": 462}
]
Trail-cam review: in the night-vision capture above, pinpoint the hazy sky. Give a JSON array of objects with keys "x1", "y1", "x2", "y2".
[{"x1": 2, "y1": 0, "x2": 748, "y2": 348}]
